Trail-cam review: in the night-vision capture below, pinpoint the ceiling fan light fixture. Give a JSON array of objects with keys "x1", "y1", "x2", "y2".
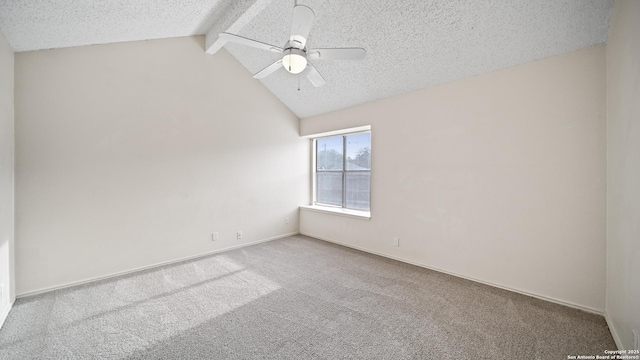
[
  {"x1": 219, "y1": 4, "x2": 366, "y2": 87},
  {"x1": 282, "y1": 49, "x2": 307, "y2": 74}
]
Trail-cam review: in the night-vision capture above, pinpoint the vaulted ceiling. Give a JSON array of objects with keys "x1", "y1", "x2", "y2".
[{"x1": 0, "y1": 0, "x2": 614, "y2": 118}]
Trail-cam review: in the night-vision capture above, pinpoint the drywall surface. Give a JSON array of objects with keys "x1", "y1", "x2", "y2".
[
  {"x1": 0, "y1": 30, "x2": 14, "y2": 325},
  {"x1": 300, "y1": 45, "x2": 607, "y2": 312},
  {"x1": 606, "y1": 0, "x2": 640, "y2": 350},
  {"x1": 15, "y1": 36, "x2": 308, "y2": 295}
]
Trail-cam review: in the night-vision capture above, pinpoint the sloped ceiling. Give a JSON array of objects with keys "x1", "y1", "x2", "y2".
[{"x1": 0, "y1": 0, "x2": 614, "y2": 118}]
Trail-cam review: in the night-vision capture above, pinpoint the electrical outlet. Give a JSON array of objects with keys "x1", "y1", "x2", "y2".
[
  {"x1": 393, "y1": 237, "x2": 399, "y2": 247},
  {"x1": 212, "y1": 232, "x2": 218, "y2": 241},
  {"x1": 237, "y1": 231, "x2": 243, "y2": 240},
  {"x1": 285, "y1": 217, "x2": 289, "y2": 224},
  {"x1": 633, "y1": 329, "x2": 639, "y2": 351}
]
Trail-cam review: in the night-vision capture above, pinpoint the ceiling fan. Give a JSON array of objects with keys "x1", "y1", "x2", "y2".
[{"x1": 219, "y1": 4, "x2": 366, "y2": 87}]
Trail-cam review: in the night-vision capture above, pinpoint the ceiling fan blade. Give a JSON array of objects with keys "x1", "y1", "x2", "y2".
[
  {"x1": 305, "y1": 63, "x2": 326, "y2": 87},
  {"x1": 253, "y1": 59, "x2": 283, "y2": 79},
  {"x1": 219, "y1": 32, "x2": 282, "y2": 53},
  {"x1": 308, "y1": 48, "x2": 367, "y2": 61},
  {"x1": 289, "y1": 5, "x2": 315, "y2": 48}
]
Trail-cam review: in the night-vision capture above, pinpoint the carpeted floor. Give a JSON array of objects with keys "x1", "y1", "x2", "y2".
[{"x1": 0, "y1": 235, "x2": 616, "y2": 359}]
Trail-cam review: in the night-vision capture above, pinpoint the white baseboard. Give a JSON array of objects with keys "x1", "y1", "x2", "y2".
[
  {"x1": 0, "y1": 300, "x2": 15, "y2": 330},
  {"x1": 605, "y1": 312, "x2": 624, "y2": 350},
  {"x1": 18, "y1": 232, "x2": 299, "y2": 299},
  {"x1": 301, "y1": 232, "x2": 604, "y2": 316}
]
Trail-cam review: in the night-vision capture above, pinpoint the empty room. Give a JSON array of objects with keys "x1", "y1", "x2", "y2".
[{"x1": 1, "y1": 0, "x2": 639, "y2": 359}]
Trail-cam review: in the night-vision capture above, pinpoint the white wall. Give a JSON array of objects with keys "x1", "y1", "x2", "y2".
[
  {"x1": 606, "y1": 0, "x2": 640, "y2": 350},
  {"x1": 15, "y1": 36, "x2": 309, "y2": 295},
  {"x1": 301, "y1": 45, "x2": 607, "y2": 312},
  {"x1": 0, "y1": 31, "x2": 15, "y2": 326}
]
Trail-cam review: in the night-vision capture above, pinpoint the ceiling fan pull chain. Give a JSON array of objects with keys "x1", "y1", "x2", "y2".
[{"x1": 298, "y1": 74, "x2": 301, "y2": 91}]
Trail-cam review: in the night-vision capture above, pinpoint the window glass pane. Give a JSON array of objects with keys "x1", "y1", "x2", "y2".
[
  {"x1": 345, "y1": 172, "x2": 370, "y2": 211},
  {"x1": 346, "y1": 133, "x2": 371, "y2": 170},
  {"x1": 317, "y1": 136, "x2": 343, "y2": 170},
  {"x1": 316, "y1": 172, "x2": 343, "y2": 206}
]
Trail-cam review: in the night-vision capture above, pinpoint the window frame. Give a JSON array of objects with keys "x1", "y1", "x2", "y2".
[{"x1": 312, "y1": 130, "x2": 371, "y2": 212}]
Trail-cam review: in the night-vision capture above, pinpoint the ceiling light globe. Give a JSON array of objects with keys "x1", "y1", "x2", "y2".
[{"x1": 282, "y1": 53, "x2": 307, "y2": 74}]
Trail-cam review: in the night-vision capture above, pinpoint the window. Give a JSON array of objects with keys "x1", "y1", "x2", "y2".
[{"x1": 315, "y1": 132, "x2": 371, "y2": 211}]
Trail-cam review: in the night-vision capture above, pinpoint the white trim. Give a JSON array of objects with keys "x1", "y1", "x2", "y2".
[
  {"x1": 605, "y1": 312, "x2": 624, "y2": 350},
  {"x1": 300, "y1": 205, "x2": 371, "y2": 220},
  {"x1": 311, "y1": 139, "x2": 317, "y2": 204},
  {"x1": 301, "y1": 232, "x2": 605, "y2": 315},
  {"x1": 17, "y1": 232, "x2": 299, "y2": 299},
  {"x1": 301, "y1": 125, "x2": 371, "y2": 139},
  {"x1": 0, "y1": 300, "x2": 14, "y2": 329}
]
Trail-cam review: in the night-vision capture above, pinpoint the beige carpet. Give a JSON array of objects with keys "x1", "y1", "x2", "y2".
[{"x1": 0, "y1": 235, "x2": 616, "y2": 359}]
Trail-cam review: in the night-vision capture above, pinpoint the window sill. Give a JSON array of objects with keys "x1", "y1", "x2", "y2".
[{"x1": 299, "y1": 205, "x2": 371, "y2": 220}]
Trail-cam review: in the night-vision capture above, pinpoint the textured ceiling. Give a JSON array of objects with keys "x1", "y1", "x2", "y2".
[
  {"x1": 0, "y1": 0, "x2": 614, "y2": 118},
  {"x1": 225, "y1": 0, "x2": 614, "y2": 118},
  {"x1": 0, "y1": 0, "x2": 234, "y2": 52}
]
